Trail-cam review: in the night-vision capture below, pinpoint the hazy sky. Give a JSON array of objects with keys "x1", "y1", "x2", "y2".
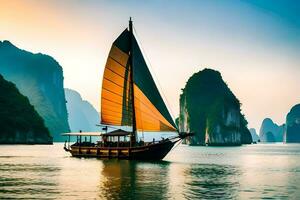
[{"x1": 0, "y1": 0, "x2": 299, "y2": 131}]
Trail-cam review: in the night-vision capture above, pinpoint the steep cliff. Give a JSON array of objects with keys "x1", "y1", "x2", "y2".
[
  {"x1": 179, "y1": 68, "x2": 252, "y2": 146},
  {"x1": 284, "y1": 104, "x2": 300, "y2": 143},
  {"x1": 65, "y1": 88, "x2": 100, "y2": 132},
  {"x1": 0, "y1": 40, "x2": 70, "y2": 141},
  {"x1": 249, "y1": 128, "x2": 260, "y2": 142},
  {"x1": 0, "y1": 75, "x2": 52, "y2": 144},
  {"x1": 259, "y1": 118, "x2": 284, "y2": 142}
]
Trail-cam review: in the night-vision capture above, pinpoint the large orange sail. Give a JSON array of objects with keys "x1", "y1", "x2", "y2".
[
  {"x1": 101, "y1": 27, "x2": 177, "y2": 132},
  {"x1": 101, "y1": 30, "x2": 133, "y2": 126}
]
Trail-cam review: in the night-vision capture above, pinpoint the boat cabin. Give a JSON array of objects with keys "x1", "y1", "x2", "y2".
[
  {"x1": 63, "y1": 129, "x2": 146, "y2": 150},
  {"x1": 98, "y1": 129, "x2": 133, "y2": 147}
]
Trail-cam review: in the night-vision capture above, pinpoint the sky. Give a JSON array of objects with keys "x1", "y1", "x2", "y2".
[{"x1": 0, "y1": 0, "x2": 299, "y2": 131}]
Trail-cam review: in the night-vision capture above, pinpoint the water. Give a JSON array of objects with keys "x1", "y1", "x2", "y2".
[{"x1": 1, "y1": 143, "x2": 300, "y2": 199}]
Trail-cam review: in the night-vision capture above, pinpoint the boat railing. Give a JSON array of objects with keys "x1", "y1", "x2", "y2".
[
  {"x1": 67, "y1": 138, "x2": 174, "y2": 149},
  {"x1": 64, "y1": 134, "x2": 182, "y2": 151}
]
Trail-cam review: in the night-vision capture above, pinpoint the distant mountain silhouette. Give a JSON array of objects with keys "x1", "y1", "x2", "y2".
[
  {"x1": 65, "y1": 88, "x2": 100, "y2": 132},
  {"x1": 0, "y1": 40, "x2": 70, "y2": 141},
  {"x1": 0, "y1": 74, "x2": 52, "y2": 144},
  {"x1": 179, "y1": 68, "x2": 252, "y2": 146},
  {"x1": 284, "y1": 104, "x2": 300, "y2": 143},
  {"x1": 259, "y1": 118, "x2": 284, "y2": 142},
  {"x1": 249, "y1": 128, "x2": 260, "y2": 142}
]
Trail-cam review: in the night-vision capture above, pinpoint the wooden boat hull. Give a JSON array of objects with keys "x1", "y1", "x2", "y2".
[{"x1": 67, "y1": 139, "x2": 178, "y2": 160}]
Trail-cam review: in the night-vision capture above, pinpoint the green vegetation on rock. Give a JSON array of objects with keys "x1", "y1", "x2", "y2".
[
  {"x1": 0, "y1": 40, "x2": 70, "y2": 141},
  {"x1": 0, "y1": 74, "x2": 52, "y2": 144},
  {"x1": 285, "y1": 104, "x2": 300, "y2": 143},
  {"x1": 179, "y1": 68, "x2": 252, "y2": 145}
]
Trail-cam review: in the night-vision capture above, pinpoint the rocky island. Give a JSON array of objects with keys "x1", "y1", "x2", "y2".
[
  {"x1": 178, "y1": 68, "x2": 252, "y2": 146},
  {"x1": 249, "y1": 128, "x2": 260, "y2": 142},
  {"x1": 65, "y1": 88, "x2": 100, "y2": 132},
  {"x1": 284, "y1": 104, "x2": 300, "y2": 143},
  {"x1": 259, "y1": 118, "x2": 284, "y2": 142},
  {"x1": 0, "y1": 75, "x2": 52, "y2": 144},
  {"x1": 0, "y1": 40, "x2": 70, "y2": 141}
]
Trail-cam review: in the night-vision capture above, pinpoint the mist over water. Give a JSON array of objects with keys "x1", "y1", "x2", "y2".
[{"x1": 1, "y1": 144, "x2": 300, "y2": 199}]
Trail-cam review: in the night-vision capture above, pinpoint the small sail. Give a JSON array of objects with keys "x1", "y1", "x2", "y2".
[{"x1": 101, "y1": 27, "x2": 177, "y2": 132}]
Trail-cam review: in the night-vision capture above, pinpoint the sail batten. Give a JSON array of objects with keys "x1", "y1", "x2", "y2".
[
  {"x1": 107, "y1": 61, "x2": 128, "y2": 78},
  {"x1": 101, "y1": 30, "x2": 132, "y2": 126},
  {"x1": 103, "y1": 79, "x2": 124, "y2": 90},
  {"x1": 101, "y1": 26, "x2": 177, "y2": 132}
]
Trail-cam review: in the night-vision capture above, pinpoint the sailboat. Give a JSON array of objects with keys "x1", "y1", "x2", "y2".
[{"x1": 63, "y1": 18, "x2": 192, "y2": 160}]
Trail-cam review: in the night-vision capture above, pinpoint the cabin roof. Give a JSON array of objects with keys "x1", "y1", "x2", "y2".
[
  {"x1": 61, "y1": 132, "x2": 102, "y2": 136},
  {"x1": 61, "y1": 129, "x2": 131, "y2": 137},
  {"x1": 102, "y1": 129, "x2": 131, "y2": 136}
]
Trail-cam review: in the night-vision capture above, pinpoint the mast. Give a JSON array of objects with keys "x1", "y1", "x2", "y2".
[{"x1": 129, "y1": 17, "x2": 137, "y2": 146}]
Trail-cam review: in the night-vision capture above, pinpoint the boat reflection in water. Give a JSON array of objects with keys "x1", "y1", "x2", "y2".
[
  {"x1": 97, "y1": 159, "x2": 240, "y2": 199},
  {"x1": 98, "y1": 160, "x2": 170, "y2": 199}
]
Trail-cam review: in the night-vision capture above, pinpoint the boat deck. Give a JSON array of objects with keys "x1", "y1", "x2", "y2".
[{"x1": 65, "y1": 138, "x2": 180, "y2": 160}]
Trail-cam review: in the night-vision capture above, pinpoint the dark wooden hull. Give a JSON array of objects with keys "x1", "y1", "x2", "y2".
[{"x1": 67, "y1": 139, "x2": 179, "y2": 160}]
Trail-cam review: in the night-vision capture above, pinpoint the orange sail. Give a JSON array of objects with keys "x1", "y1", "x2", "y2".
[
  {"x1": 101, "y1": 30, "x2": 133, "y2": 126},
  {"x1": 101, "y1": 26, "x2": 176, "y2": 132}
]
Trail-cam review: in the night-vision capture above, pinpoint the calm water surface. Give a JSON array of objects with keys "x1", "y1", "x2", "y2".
[{"x1": 1, "y1": 143, "x2": 300, "y2": 199}]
